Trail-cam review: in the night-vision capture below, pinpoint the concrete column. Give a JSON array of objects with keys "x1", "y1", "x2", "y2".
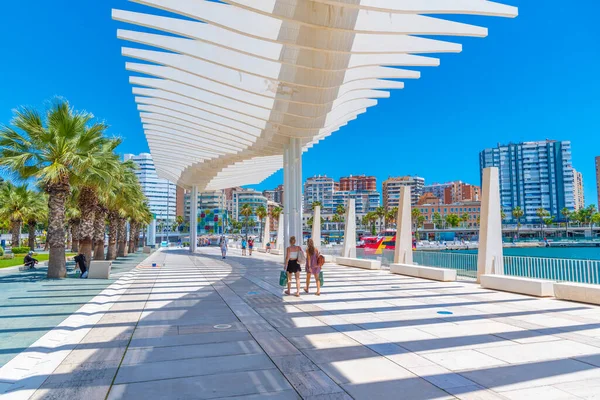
[
  {"x1": 147, "y1": 219, "x2": 156, "y2": 247},
  {"x1": 477, "y1": 167, "x2": 504, "y2": 282},
  {"x1": 394, "y1": 186, "x2": 413, "y2": 265},
  {"x1": 263, "y1": 214, "x2": 270, "y2": 248},
  {"x1": 292, "y1": 138, "x2": 303, "y2": 243},
  {"x1": 312, "y1": 205, "x2": 322, "y2": 249},
  {"x1": 341, "y1": 199, "x2": 356, "y2": 258},
  {"x1": 277, "y1": 213, "x2": 284, "y2": 251},
  {"x1": 190, "y1": 185, "x2": 198, "y2": 253},
  {"x1": 283, "y1": 143, "x2": 290, "y2": 251}
]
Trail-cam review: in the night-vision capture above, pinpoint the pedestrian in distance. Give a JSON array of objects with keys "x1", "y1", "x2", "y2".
[
  {"x1": 304, "y1": 238, "x2": 324, "y2": 296},
  {"x1": 23, "y1": 251, "x2": 38, "y2": 270},
  {"x1": 284, "y1": 236, "x2": 305, "y2": 297},
  {"x1": 266, "y1": 241, "x2": 271, "y2": 253},
  {"x1": 248, "y1": 238, "x2": 254, "y2": 256},
  {"x1": 74, "y1": 253, "x2": 87, "y2": 278},
  {"x1": 220, "y1": 236, "x2": 228, "y2": 259},
  {"x1": 241, "y1": 238, "x2": 247, "y2": 256}
]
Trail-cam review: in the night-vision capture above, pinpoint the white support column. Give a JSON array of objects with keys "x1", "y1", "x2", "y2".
[
  {"x1": 312, "y1": 205, "x2": 322, "y2": 250},
  {"x1": 147, "y1": 218, "x2": 156, "y2": 247},
  {"x1": 292, "y1": 138, "x2": 303, "y2": 244},
  {"x1": 263, "y1": 214, "x2": 270, "y2": 248},
  {"x1": 394, "y1": 186, "x2": 413, "y2": 265},
  {"x1": 283, "y1": 142, "x2": 290, "y2": 251},
  {"x1": 277, "y1": 213, "x2": 284, "y2": 251},
  {"x1": 342, "y1": 199, "x2": 356, "y2": 258},
  {"x1": 190, "y1": 186, "x2": 198, "y2": 253},
  {"x1": 477, "y1": 167, "x2": 504, "y2": 282}
]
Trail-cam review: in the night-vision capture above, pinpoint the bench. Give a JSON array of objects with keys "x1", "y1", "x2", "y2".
[
  {"x1": 390, "y1": 263, "x2": 456, "y2": 282},
  {"x1": 554, "y1": 282, "x2": 600, "y2": 305},
  {"x1": 336, "y1": 257, "x2": 381, "y2": 270},
  {"x1": 270, "y1": 249, "x2": 283, "y2": 255},
  {"x1": 87, "y1": 261, "x2": 113, "y2": 279},
  {"x1": 480, "y1": 275, "x2": 555, "y2": 297}
]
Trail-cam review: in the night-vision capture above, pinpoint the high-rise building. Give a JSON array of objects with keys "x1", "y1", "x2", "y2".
[
  {"x1": 573, "y1": 169, "x2": 585, "y2": 211},
  {"x1": 176, "y1": 187, "x2": 186, "y2": 217},
  {"x1": 124, "y1": 153, "x2": 177, "y2": 221},
  {"x1": 232, "y1": 189, "x2": 268, "y2": 222},
  {"x1": 596, "y1": 156, "x2": 600, "y2": 207},
  {"x1": 382, "y1": 176, "x2": 424, "y2": 209},
  {"x1": 332, "y1": 190, "x2": 380, "y2": 214},
  {"x1": 422, "y1": 182, "x2": 453, "y2": 202},
  {"x1": 339, "y1": 175, "x2": 377, "y2": 192},
  {"x1": 304, "y1": 175, "x2": 337, "y2": 214},
  {"x1": 479, "y1": 140, "x2": 575, "y2": 223},
  {"x1": 263, "y1": 184, "x2": 284, "y2": 206}
]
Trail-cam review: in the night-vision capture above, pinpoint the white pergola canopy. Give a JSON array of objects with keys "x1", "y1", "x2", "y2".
[{"x1": 113, "y1": 0, "x2": 517, "y2": 191}]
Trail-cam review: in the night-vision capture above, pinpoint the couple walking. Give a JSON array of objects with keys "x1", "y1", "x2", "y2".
[{"x1": 284, "y1": 236, "x2": 323, "y2": 297}]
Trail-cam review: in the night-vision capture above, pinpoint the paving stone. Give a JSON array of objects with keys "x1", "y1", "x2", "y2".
[
  {"x1": 286, "y1": 370, "x2": 345, "y2": 397},
  {"x1": 271, "y1": 354, "x2": 320, "y2": 373},
  {"x1": 129, "y1": 330, "x2": 253, "y2": 348},
  {"x1": 115, "y1": 353, "x2": 275, "y2": 384},
  {"x1": 108, "y1": 369, "x2": 293, "y2": 400}
]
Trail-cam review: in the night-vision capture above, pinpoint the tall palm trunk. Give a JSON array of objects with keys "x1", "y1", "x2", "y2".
[
  {"x1": 78, "y1": 187, "x2": 97, "y2": 268},
  {"x1": 71, "y1": 219, "x2": 80, "y2": 253},
  {"x1": 66, "y1": 223, "x2": 72, "y2": 250},
  {"x1": 93, "y1": 207, "x2": 106, "y2": 260},
  {"x1": 128, "y1": 221, "x2": 137, "y2": 253},
  {"x1": 10, "y1": 220, "x2": 21, "y2": 249},
  {"x1": 106, "y1": 212, "x2": 118, "y2": 260},
  {"x1": 47, "y1": 181, "x2": 69, "y2": 279},
  {"x1": 117, "y1": 218, "x2": 128, "y2": 257},
  {"x1": 27, "y1": 220, "x2": 36, "y2": 251}
]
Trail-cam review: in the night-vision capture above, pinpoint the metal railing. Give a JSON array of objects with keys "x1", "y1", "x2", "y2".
[
  {"x1": 413, "y1": 251, "x2": 478, "y2": 279},
  {"x1": 504, "y1": 256, "x2": 600, "y2": 284},
  {"x1": 353, "y1": 249, "x2": 600, "y2": 285}
]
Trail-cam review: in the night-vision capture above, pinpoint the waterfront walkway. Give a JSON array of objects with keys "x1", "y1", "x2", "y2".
[{"x1": 2, "y1": 248, "x2": 600, "y2": 399}]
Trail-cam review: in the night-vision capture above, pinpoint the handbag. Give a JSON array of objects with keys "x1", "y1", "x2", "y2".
[
  {"x1": 297, "y1": 249, "x2": 306, "y2": 264},
  {"x1": 319, "y1": 271, "x2": 324, "y2": 287},
  {"x1": 279, "y1": 270, "x2": 288, "y2": 287}
]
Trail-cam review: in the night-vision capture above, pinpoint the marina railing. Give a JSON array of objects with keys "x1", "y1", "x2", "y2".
[
  {"x1": 353, "y1": 249, "x2": 600, "y2": 284},
  {"x1": 412, "y1": 251, "x2": 478, "y2": 279},
  {"x1": 503, "y1": 256, "x2": 600, "y2": 285}
]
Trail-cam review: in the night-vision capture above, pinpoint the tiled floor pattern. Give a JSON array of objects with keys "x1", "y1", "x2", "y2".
[
  {"x1": 0, "y1": 252, "x2": 151, "y2": 368},
  {"x1": 5, "y1": 248, "x2": 600, "y2": 399}
]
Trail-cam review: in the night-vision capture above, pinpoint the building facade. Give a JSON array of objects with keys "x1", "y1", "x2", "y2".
[
  {"x1": 232, "y1": 189, "x2": 268, "y2": 235},
  {"x1": 415, "y1": 201, "x2": 481, "y2": 228},
  {"x1": 479, "y1": 140, "x2": 575, "y2": 223},
  {"x1": 124, "y1": 153, "x2": 177, "y2": 222},
  {"x1": 383, "y1": 176, "x2": 424, "y2": 209},
  {"x1": 422, "y1": 182, "x2": 453, "y2": 202},
  {"x1": 573, "y1": 169, "x2": 585, "y2": 211},
  {"x1": 303, "y1": 175, "x2": 337, "y2": 214},
  {"x1": 332, "y1": 190, "x2": 380, "y2": 215},
  {"x1": 339, "y1": 175, "x2": 377, "y2": 192}
]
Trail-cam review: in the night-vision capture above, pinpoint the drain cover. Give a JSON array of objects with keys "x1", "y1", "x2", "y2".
[
  {"x1": 437, "y1": 311, "x2": 453, "y2": 315},
  {"x1": 214, "y1": 324, "x2": 232, "y2": 329}
]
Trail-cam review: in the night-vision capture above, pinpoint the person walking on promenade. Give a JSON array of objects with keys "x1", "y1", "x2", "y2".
[
  {"x1": 248, "y1": 238, "x2": 254, "y2": 256},
  {"x1": 241, "y1": 238, "x2": 247, "y2": 256},
  {"x1": 284, "y1": 236, "x2": 304, "y2": 297},
  {"x1": 220, "y1": 236, "x2": 228, "y2": 259},
  {"x1": 304, "y1": 239, "x2": 323, "y2": 296}
]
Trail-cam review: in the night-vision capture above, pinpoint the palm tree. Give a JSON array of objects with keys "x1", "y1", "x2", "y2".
[
  {"x1": 432, "y1": 212, "x2": 443, "y2": 229},
  {"x1": 461, "y1": 212, "x2": 470, "y2": 228},
  {"x1": 0, "y1": 182, "x2": 31, "y2": 247},
  {"x1": 512, "y1": 206, "x2": 524, "y2": 239},
  {"x1": 311, "y1": 201, "x2": 322, "y2": 211},
  {"x1": 387, "y1": 207, "x2": 398, "y2": 228},
  {"x1": 445, "y1": 214, "x2": 461, "y2": 228},
  {"x1": 0, "y1": 100, "x2": 116, "y2": 278},
  {"x1": 536, "y1": 207, "x2": 549, "y2": 238},
  {"x1": 335, "y1": 204, "x2": 346, "y2": 233},
  {"x1": 256, "y1": 205, "x2": 267, "y2": 242},
  {"x1": 76, "y1": 137, "x2": 121, "y2": 265},
  {"x1": 411, "y1": 208, "x2": 421, "y2": 238},
  {"x1": 561, "y1": 207, "x2": 571, "y2": 238},
  {"x1": 25, "y1": 191, "x2": 47, "y2": 251},
  {"x1": 240, "y1": 204, "x2": 253, "y2": 239},
  {"x1": 375, "y1": 206, "x2": 385, "y2": 232},
  {"x1": 415, "y1": 215, "x2": 425, "y2": 240}
]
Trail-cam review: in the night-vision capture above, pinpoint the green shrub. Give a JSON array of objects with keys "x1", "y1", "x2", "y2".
[
  {"x1": 11, "y1": 246, "x2": 31, "y2": 255},
  {"x1": 1, "y1": 254, "x2": 14, "y2": 260},
  {"x1": 0, "y1": 246, "x2": 3, "y2": 256}
]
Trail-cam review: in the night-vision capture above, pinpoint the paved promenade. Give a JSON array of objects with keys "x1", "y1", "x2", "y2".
[{"x1": 2, "y1": 248, "x2": 600, "y2": 399}]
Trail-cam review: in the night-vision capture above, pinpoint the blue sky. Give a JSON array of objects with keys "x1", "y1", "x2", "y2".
[{"x1": 1, "y1": 1, "x2": 599, "y2": 204}]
